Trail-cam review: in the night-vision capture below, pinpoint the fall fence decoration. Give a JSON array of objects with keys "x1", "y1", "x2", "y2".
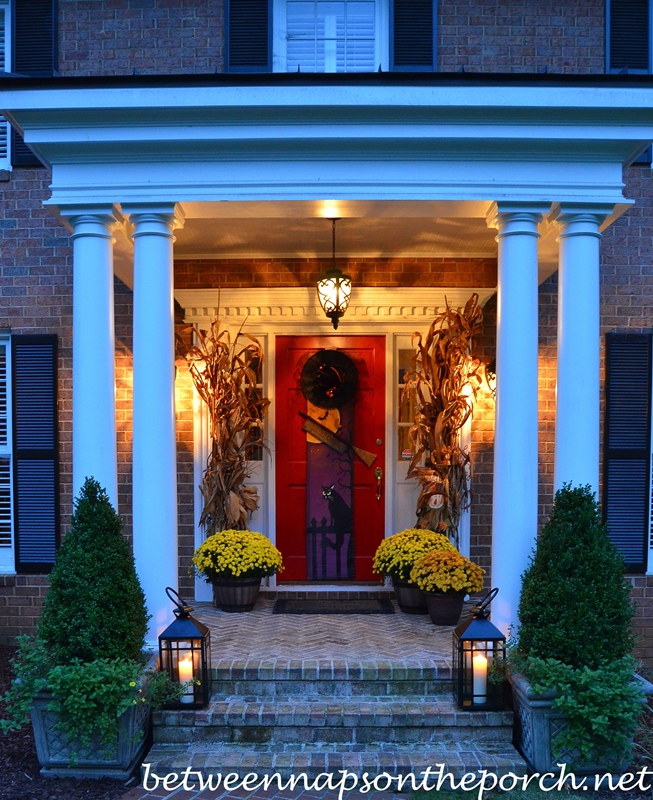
[
  {"x1": 178, "y1": 319, "x2": 270, "y2": 534},
  {"x1": 403, "y1": 293, "x2": 484, "y2": 548}
]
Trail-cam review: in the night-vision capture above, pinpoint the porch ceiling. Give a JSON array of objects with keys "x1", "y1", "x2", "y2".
[{"x1": 111, "y1": 199, "x2": 560, "y2": 288}]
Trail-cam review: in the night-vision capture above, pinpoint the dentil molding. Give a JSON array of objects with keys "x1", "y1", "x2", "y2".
[{"x1": 175, "y1": 287, "x2": 496, "y2": 326}]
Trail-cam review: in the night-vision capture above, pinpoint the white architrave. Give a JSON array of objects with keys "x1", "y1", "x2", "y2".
[
  {"x1": 552, "y1": 204, "x2": 613, "y2": 495},
  {"x1": 125, "y1": 203, "x2": 184, "y2": 647},
  {"x1": 487, "y1": 202, "x2": 549, "y2": 636},
  {"x1": 61, "y1": 205, "x2": 121, "y2": 509}
]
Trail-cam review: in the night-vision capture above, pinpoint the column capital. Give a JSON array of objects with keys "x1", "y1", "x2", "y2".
[
  {"x1": 57, "y1": 204, "x2": 123, "y2": 241},
  {"x1": 550, "y1": 203, "x2": 616, "y2": 239},
  {"x1": 122, "y1": 203, "x2": 185, "y2": 240},
  {"x1": 486, "y1": 202, "x2": 552, "y2": 238}
]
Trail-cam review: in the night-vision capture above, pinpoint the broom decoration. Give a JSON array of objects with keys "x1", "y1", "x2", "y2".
[{"x1": 298, "y1": 411, "x2": 377, "y2": 468}]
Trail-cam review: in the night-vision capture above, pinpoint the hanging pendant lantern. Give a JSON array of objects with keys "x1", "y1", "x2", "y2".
[
  {"x1": 452, "y1": 587, "x2": 506, "y2": 710},
  {"x1": 317, "y1": 218, "x2": 352, "y2": 330}
]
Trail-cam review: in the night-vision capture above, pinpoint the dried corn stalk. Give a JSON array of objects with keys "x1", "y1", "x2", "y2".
[
  {"x1": 178, "y1": 318, "x2": 270, "y2": 534},
  {"x1": 403, "y1": 293, "x2": 484, "y2": 548}
]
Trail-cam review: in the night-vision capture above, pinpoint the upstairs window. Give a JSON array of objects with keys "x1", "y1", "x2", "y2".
[
  {"x1": 227, "y1": 0, "x2": 436, "y2": 72},
  {"x1": 285, "y1": 0, "x2": 376, "y2": 72}
]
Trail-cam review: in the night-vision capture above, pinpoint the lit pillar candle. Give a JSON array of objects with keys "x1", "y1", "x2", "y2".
[
  {"x1": 472, "y1": 652, "x2": 488, "y2": 704},
  {"x1": 178, "y1": 653, "x2": 194, "y2": 704}
]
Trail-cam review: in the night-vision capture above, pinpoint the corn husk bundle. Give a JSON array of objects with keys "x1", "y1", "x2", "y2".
[
  {"x1": 178, "y1": 319, "x2": 270, "y2": 534},
  {"x1": 403, "y1": 293, "x2": 484, "y2": 548}
]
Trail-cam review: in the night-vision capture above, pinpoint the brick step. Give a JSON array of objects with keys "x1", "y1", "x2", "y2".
[
  {"x1": 153, "y1": 697, "x2": 514, "y2": 745},
  {"x1": 210, "y1": 658, "x2": 452, "y2": 697},
  {"x1": 143, "y1": 741, "x2": 527, "y2": 782}
]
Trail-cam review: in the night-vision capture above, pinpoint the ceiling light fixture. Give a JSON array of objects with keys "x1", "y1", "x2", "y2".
[{"x1": 316, "y1": 218, "x2": 352, "y2": 330}]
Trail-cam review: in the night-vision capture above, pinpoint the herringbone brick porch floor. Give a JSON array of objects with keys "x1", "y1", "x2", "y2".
[{"x1": 193, "y1": 598, "x2": 458, "y2": 665}]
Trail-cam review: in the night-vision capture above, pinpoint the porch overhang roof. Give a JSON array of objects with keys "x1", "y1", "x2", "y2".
[{"x1": 2, "y1": 73, "x2": 653, "y2": 209}]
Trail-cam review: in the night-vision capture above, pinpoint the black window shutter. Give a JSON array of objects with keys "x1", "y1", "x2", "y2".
[
  {"x1": 227, "y1": 0, "x2": 272, "y2": 73},
  {"x1": 391, "y1": 0, "x2": 436, "y2": 71},
  {"x1": 11, "y1": 335, "x2": 59, "y2": 574},
  {"x1": 608, "y1": 0, "x2": 650, "y2": 72},
  {"x1": 603, "y1": 332, "x2": 652, "y2": 573},
  {"x1": 11, "y1": 0, "x2": 56, "y2": 167}
]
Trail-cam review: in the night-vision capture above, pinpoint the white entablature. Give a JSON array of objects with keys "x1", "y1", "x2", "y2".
[
  {"x1": 176, "y1": 287, "x2": 497, "y2": 327},
  {"x1": 2, "y1": 78, "x2": 653, "y2": 208}
]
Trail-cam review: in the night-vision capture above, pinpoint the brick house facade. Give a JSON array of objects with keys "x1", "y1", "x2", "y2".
[{"x1": 2, "y1": 0, "x2": 653, "y2": 662}]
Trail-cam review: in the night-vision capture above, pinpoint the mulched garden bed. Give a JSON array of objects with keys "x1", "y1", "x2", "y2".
[{"x1": 0, "y1": 644, "x2": 134, "y2": 800}]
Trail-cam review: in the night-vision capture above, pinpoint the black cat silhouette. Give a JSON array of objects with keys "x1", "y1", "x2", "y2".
[{"x1": 322, "y1": 484, "x2": 353, "y2": 552}]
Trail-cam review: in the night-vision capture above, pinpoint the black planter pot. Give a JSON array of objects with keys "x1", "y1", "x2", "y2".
[
  {"x1": 212, "y1": 576, "x2": 261, "y2": 612},
  {"x1": 425, "y1": 590, "x2": 466, "y2": 625},
  {"x1": 392, "y1": 578, "x2": 429, "y2": 614}
]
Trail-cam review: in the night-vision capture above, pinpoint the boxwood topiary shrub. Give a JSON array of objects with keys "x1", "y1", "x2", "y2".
[
  {"x1": 518, "y1": 484, "x2": 634, "y2": 670},
  {"x1": 38, "y1": 477, "x2": 149, "y2": 663},
  {"x1": 512, "y1": 484, "x2": 643, "y2": 767}
]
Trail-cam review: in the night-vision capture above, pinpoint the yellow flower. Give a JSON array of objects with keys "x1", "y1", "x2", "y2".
[
  {"x1": 410, "y1": 550, "x2": 485, "y2": 594},
  {"x1": 373, "y1": 528, "x2": 457, "y2": 582},
  {"x1": 192, "y1": 529, "x2": 283, "y2": 581}
]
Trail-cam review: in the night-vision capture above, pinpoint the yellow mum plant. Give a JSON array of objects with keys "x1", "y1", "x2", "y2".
[
  {"x1": 410, "y1": 550, "x2": 485, "y2": 594},
  {"x1": 192, "y1": 529, "x2": 283, "y2": 581},
  {"x1": 372, "y1": 528, "x2": 456, "y2": 582}
]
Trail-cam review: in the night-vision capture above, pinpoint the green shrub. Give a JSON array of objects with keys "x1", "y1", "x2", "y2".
[
  {"x1": 38, "y1": 477, "x2": 149, "y2": 663},
  {"x1": 518, "y1": 484, "x2": 634, "y2": 670},
  {"x1": 510, "y1": 484, "x2": 640, "y2": 767}
]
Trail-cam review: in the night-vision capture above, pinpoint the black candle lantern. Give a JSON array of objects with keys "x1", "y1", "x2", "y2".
[
  {"x1": 159, "y1": 587, "x2": 211, "y2": 709},
  {"x1": 453, "y1": 587, "x2": 506, "y2": 710}
]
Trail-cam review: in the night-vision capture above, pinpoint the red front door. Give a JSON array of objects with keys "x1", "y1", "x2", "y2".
[{"x1": 275, "y1": 336, "x2": 386, "y2": 581}]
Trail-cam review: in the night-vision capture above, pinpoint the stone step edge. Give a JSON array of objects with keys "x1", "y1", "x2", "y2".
[
  {"x1": 143, "y1": 742, "x2": 528, "y2": 780},
  {"x1": 210, "y1": 660, "x2": 451, "y2": 681},
  {"x1": 154, "y1": 707, "x2": 513, "y2": 728}
]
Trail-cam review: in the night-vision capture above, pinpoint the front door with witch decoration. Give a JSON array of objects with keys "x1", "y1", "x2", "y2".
[{"x1": 275, "y1": 336, "x2": 386, "y2": 581}]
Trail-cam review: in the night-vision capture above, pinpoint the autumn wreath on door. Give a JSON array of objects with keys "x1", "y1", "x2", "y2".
[{"x1": 299, "y1": 349, "x2": 374, "y2": 580}]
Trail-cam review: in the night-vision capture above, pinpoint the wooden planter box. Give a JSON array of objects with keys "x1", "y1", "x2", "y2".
[
  {"x1": 31, "y1": 691, "x2": 151, "y2": 779},
  {"x1": 510, "y1": 672, "x2": 653, "y2": 775}
]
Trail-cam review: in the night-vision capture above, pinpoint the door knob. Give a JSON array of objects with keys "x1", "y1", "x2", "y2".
[{"x1": 375, "y1": 467, "x2": 383, "y2": 501}]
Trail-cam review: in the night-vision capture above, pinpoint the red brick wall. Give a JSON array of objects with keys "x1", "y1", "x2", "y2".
[
  {"x1": 438, "y1": 0, "x2": 605, "y2": 74},
  {"x1": 0, "y1": 167, "x2": 103, "y2": 642},
  {"x1": 601, "y1": 166, "x2": 653, "y2": 664},
  {"x1": 57, "y1": 0, "x2": 604, "y2": 78},
  {"x1": 59, "y1": 0, "x2": 225, "y2": 76},
  {"x1": 174, "y1": 257, "x2": 498, "y2": 289}
]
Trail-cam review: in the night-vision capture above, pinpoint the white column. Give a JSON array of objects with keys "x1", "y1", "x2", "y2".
[
  {"x1": 553, "y1": 205, "x2": 612, "y2": 495},
  {"x1": 124, "y1": 203, "x2": 184, "y2": 647},
  {"x1": 487, "y1": 202, "x2": 549, "y2": 636},
  {"x1": 63, "y1": 206, "x2": 120, "y2": 509}
]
